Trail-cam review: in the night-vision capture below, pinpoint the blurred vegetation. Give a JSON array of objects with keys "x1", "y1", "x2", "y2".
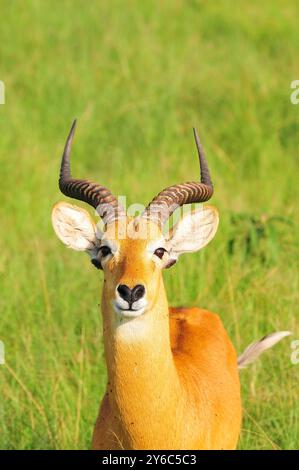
[
  {"x1": 0, "y1": 0, "x2": 298, "y2": 449},
  {"x1": 227, "y1": 213, "x2": 295, "y2": 264}
]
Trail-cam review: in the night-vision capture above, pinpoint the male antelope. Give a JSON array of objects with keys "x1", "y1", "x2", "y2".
[{"x1": 52, "y1": 121, "x2": 289, "y2": 450}]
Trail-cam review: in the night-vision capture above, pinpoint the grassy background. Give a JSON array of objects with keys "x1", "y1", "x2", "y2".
[{"x1": 0, "y1": 0, "x2": 298, "y2": 449}]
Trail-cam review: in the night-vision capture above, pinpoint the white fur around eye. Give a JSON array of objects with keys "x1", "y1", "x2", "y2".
[
  {"x1": 99, "y1": 239, "x2": 118, "y2": 255},
  {"x1": 146, "y1": 238, "x2": 167, "y2": 254}
]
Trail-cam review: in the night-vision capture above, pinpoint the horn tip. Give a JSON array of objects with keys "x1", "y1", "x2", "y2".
[
  {"x1": 193, "y1": 127, "x2": 200, "y2": 145},
  {"x1": 70, "y1": 118, "x2": 77, "y2": 134},
  {"x1": 66, "y1": 118, "x2": 77, "y2": 147}
]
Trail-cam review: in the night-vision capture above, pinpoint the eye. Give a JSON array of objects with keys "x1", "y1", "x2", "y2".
[
  {"x1": 154, "y1": 247, "x2": 167, "y2": 259},
  {"x1": 99, "y1": 245, "x2": 112, "y2": 258}
]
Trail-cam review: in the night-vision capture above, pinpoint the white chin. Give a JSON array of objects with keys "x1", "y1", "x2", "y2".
[{"x1": 113, "y1": 305, "x2": 146, "y2": 318}]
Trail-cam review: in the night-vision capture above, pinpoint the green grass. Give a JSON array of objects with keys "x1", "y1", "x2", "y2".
[{"x1": 0, "y1": 0, "x2": 298, "y2": 450}]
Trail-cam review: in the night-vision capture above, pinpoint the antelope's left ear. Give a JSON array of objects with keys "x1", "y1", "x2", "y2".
[{"x1": 165, "y1": 205, "x2": 219, "y2": 266}]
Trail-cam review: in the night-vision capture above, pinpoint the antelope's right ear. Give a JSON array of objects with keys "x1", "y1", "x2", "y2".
[{"x1": 51, "y1": 202, "x2": 101, "y2": 254}]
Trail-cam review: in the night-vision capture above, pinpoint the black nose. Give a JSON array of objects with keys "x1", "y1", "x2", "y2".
[
  {"x1": 117, "y1": 284, "x2": 145, "y2": 305},
  {"x1": 132, "y1": 284, "x2": 145, "y2": 302},
  {"x1": 117, "y1": 284, "x2": 131, "y2": 303}
]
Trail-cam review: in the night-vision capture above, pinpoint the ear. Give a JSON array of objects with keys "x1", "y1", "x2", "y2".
[
  {"x1": 165, "y1": 205, "x2": 219, "y2": 263},
  {"x1": 51, "y1": 202, "x2": 101, "y2": 257}
]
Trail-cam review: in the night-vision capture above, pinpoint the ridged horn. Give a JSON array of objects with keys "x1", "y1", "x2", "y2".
[
  {"x1": 59, "y1": 120, "x2": 125, "y2": 224},
  {"x1": 142, "y1": 128, "x2": 214, "y2": 225}
]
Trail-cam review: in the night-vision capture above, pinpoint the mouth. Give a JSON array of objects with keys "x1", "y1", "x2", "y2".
[{"x1": 112, "y1": 302, "x2": 146, "y2": 318}]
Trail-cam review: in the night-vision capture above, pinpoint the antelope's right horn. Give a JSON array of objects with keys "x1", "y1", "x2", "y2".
[{"x1": 59, "y1": 120, "x2": 125, "y2": 224}]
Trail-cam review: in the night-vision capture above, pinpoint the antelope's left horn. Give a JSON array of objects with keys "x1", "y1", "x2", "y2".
[{"x1": 142, "y1": 128, "x2": 214, "y2": 226}]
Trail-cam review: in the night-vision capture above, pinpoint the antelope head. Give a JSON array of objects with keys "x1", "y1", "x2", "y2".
[{"x1": 52, "y1": 121, "x2": 219, "y2": 328}]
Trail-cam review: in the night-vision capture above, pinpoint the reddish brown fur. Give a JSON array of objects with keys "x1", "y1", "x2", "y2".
[
  {"x1": 91, "y1": 219, "x2": 242, "y2": 450},
  {"x1": 52, "y1": 207, "x2": 242, "y2": 450},
  {"x1": 92, "y1": 306, "x2": 241, "y2": 449}
]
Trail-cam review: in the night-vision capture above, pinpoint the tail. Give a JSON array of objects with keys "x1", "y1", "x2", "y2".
[{"x1": 237, "y1": 331, "x2": 291, "y2": 370}]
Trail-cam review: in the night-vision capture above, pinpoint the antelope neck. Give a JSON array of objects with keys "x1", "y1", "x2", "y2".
[{"x1": 101, "y1": 279, "x2": 182, "y2": 436}]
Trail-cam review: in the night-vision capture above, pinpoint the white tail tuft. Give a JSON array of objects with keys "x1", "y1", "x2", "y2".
[{"x1": 237, "y1": 331, "x2": 291, "y2": 370}]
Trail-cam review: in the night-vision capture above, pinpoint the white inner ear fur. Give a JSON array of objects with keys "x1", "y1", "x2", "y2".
[
  {"x1": 52, "y1": 202, "x2": 101, "y2": 256},
  {"x1": 166, "y1": 205, "x2": 219, "y2": 259}
]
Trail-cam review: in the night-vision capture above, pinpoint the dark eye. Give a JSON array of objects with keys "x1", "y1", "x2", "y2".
[
  {"x1": 154, "y1": 247, "x2": 167, "y2": 259},
  {"x1": 99, "y1": 245, "x2": 112, "y2": 258}
]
